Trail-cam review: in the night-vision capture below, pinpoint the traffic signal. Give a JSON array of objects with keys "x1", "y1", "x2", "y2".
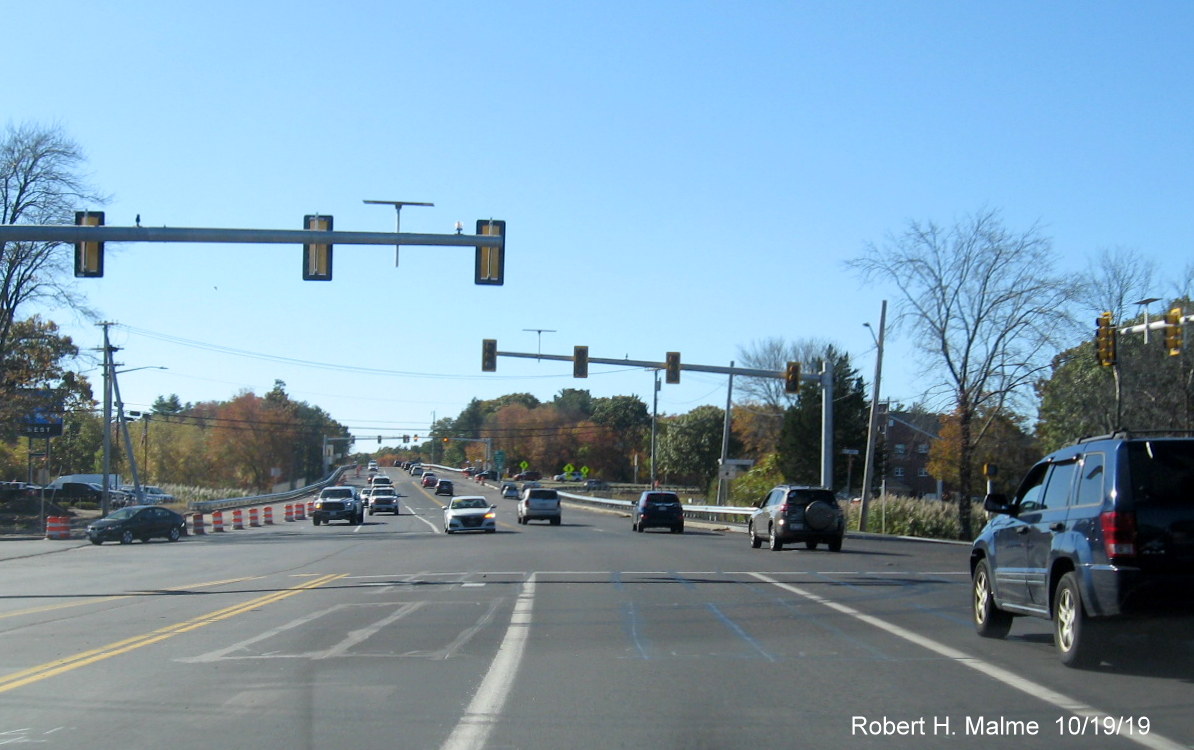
[
  {"x1": 784, "y1": 361, "x2": 801, "y2": 394},
  {"x1": 573, "y1": 345, "x2": 589, "y2": 378},
  {"x1": 475, "y1": 219, "x2": 505, "y2": 285},
  {"x1": 442, "y1": 437, "x2": 450, "y2": 444},
  {"x1": 303, "y1": 214, "x2": 333, "y2": 280},
  {"x1": 377, "y1": 435, "x2": 382, "y2": 444},
  {"x1": 665, "y1": 352, "x2": 681, "y2": 384},
  {"x1": 74, "y1": 211, "x2": 104, "y2": 277},
  {"x1": 1164, "y1": 307, "x2": 1183, "y2": 356},
  {"x1": 403, "y1": 435, "x2": 410, "y2": 443},
  {"x1": 1095, "y1": 312, "x2": 1117, "y2": 366},
  {"x1": 482, "y1": 339, "x2": 498, "y2": 371}
]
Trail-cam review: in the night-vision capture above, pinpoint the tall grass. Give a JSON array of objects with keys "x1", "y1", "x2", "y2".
[{"x1": 843, "y1": 494, "x2": 985, "y2": 542}]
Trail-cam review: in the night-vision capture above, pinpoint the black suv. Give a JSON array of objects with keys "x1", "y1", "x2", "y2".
[
  {"x1": 632, "y1": 491, "x2": 684, "y2": 533},
  {"x1": 747, "y1": 486, "x2": 844, "y2": 551},
  {"x1": 971, "y1": 432, "x2": 1194, "y2": 667}
]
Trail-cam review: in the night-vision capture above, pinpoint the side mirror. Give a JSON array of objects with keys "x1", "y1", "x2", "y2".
[{"x1": 983, "y1": 493, "x2": 1013, "y2": 515}]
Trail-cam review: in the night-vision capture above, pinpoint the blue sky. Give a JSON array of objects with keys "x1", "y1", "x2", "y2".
[{"x1": 8, "y1": 1, "x2": 1194, "y2": 445}]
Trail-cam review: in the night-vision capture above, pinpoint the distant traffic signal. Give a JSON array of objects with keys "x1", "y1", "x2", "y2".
[
  {"x1": 1164, "y1": 307, "x2": 1183, "y2": 356},
  {"x1": 482, "y1": 339, "x2": 498, "y2": 371},
  {"x1": 74, "y1": 211, "x2": 104, "y2": 277},
  {"x1": 573, "y1": 346, "x2": 589, "y2": 378},
  {"x1": 303, "y1": 214, "x2": 333, "y2": 280},
  {"x1": 665, "y1": 352, "x2": 681, "y2": 384},
  {"x1": 784, "y1": 361, "x2": 801, "y2": 394},
  {"x1": 1095, "y1": 312, "x2": 1116, "y2": 366},
  {"x1": 475, "y1": 220, "x2": 505, "y2": 285}
]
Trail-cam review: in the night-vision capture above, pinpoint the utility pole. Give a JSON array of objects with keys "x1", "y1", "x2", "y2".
[
  {"x1": 859, "y1": 300, "x2": 887, "y2": 532},
  {"x1": 99, "y1": 323, "x2": 115, "y2": 517}
]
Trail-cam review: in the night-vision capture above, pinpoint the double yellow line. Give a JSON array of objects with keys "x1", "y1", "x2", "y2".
[{"x1": 0, "y1": 573, "x2": 344, "y2": 694}]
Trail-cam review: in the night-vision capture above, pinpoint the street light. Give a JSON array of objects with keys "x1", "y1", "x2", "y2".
[
  {"x1": 523, "y1": 328, "x2": 556, "y2": 360},
  {"x1": 363, "y1": 199, "x2": 434, "y2": 267},
  {"x1": 1133, "y1": 297, "x2": 1161, "y2": 344}
]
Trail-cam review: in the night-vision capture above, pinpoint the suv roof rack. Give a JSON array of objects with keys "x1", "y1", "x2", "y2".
[{"x1": 1076, "y1": 429, "x2": 1194, "y2": 444}]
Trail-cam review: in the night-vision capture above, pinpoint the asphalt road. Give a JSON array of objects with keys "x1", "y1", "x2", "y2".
[{"x1": 1, "y1": 468, "x2": 1190, "y2": 749}]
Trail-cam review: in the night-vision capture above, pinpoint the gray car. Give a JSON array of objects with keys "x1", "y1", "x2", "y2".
[
  {"x1": 518, "y1": 487, "x2": 561, "y2": 525},
  {"x1": 747, "y1": 485, "x2": 844, "y2": 551}
]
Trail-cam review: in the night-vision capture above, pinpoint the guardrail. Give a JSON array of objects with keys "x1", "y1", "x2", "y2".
[{"x1": 188, "y1": 466, "x2": 349, "y2": 513}]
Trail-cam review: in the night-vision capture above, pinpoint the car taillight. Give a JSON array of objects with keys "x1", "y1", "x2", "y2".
[{"x1": 1100, "y1": 510, "x2": 1137, "y2": 561}]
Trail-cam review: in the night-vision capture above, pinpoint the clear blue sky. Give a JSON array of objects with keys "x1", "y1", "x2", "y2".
[{"x1": 8, "y1": 1, "x2": 1194, "y2": 445}]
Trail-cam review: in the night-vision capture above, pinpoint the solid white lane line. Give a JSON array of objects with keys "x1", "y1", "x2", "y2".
[
  {"x1": 751, "y1": 572, "x2": 1185, "y2": 750},
  {"x1": 439, "y1": 573, "x2": 537, "y2": 750}
]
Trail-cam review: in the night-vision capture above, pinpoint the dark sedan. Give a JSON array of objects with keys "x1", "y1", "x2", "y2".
[{"x1": 87, "y1": 505, "x2": 187, "y2": 545}]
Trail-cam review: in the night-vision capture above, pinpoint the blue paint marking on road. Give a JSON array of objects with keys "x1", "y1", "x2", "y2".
[
  {"x1": 669, "y1": 571, "x2": 697, "y2": 590},
  {"x1": 705, "y1": 602, "x2": 777, "y2": 662},
  {"x1": 621, "y1": 601, "x2": 651, "y2": 659}
]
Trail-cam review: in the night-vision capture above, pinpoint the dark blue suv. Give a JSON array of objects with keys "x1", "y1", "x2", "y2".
[{"x1": 971, "y1": 432, "x2": 1194, "y2": 667}]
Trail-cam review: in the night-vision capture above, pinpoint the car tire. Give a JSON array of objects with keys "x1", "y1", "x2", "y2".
[
  {"x1": 1054, "y1": 571, "x2": 1103, "y2": 668},
  {"x1": 551, "y1": 517, "x2": 561, "y2": 526},
  {"x1": 168, "y1": 526, "x2": 181, "y2": 542},
  {"x1": 90, "y1": 537, "x2": 102, "y2": 545},
  {"x1": 972, "y1": 559, "x2": 1013, "y2": 639},
  {"x1": 313, "y1": 517, "x2": 321, "y2": 526},
  {"x1": 768, "y1": 524, "x2": 783, "y2": 551},
  {"x1": 805, "y1": 540, "x2": 819, "y2": 550},
  {"x1": 828, "y1": 536, "x2": 843, "y2": 552},
  {"x1": 748, "y1": 522, "x2": 762, "y2": 549},
  {"x1": 673, "y1": 524, "x2": 684, "y2": 534}
]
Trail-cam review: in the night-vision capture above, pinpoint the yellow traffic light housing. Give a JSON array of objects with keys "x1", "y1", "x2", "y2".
[
  {"x1": 303, "y1": 214, "x2": 333, "y2": 280},
  {"x1": 1164, "y1": 307, "x2": 1183, "y2": 356},
  {"x1": 665, "y1": 352, "x2": 681, "y2": 384},
  {"x1": 784, "y1": 361, "x2": 801, "y2": 394},
  {"x1": 573, "y1": 346, "x2": 589, "y2": 378},
  {"x1": 74, "y1": 211, "x2": 104, "y2": 277},
  {"x1": 1095, "y1": 312, "x2": 1117, "y2": 366},
  {"x1": 481, "y1": 339, "x2": 498, "y2": 372},
  {"x1": 475, "y1": 220, "x2": 505, "y2": 285}
]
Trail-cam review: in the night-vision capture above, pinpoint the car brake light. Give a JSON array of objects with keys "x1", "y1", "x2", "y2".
[{"x1": 1100, "y1": 510, "x2": 1137, "y2": 561}]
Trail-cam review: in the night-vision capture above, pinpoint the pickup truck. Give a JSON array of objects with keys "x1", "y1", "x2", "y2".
[{"x1": 312, "y1": 486, "x2": 363, "y2": 526}]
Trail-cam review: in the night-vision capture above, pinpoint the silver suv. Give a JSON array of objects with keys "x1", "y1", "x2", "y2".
[
  {"x1": 518, "y1": 487, "x2": 561, "y2": 525},
  {"x1": 747, "y1": 486, "x2": 845, "y2": 551}
]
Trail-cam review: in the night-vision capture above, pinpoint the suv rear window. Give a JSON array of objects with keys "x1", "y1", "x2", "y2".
[
  {"x1": 642, "y1": 492, "x2": 680, "y2": 507},
  {"x1": 526, "y1": 489, "x2": 558, "y2": 500},
  {"x1": 1127, "y1": 441, "x2": 1194, "y2": 506},
  {"x1": 786, "y1": 488, "x2": 836, "y2": 506}
]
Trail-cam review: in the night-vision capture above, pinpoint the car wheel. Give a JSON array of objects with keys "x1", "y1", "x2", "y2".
[
  {"x1": 168, "y1": 526, "x2": 181, "y2": 542},
  {"x1": 120, "y1": 530, "x2": 134, "y2": 545},
  {"x1": 551, "y1": 517, "x2": 561, "y2": 526},
  {"x1": 828, "y1": 536, "x2": 843, "y2": 552},
  {"x1": 748, "y1": 522, "x2": 762, "y2": 548},
  {"x1": 673, "y1": 524, "x2": 684, "y2": 534},
  {"x1": 805, "y1": 540, "x2": 819, "y2": 550},
  {"x1": 313, "y1": 517, "x2": 321, "y2": 526},
  {"x1": 90, "y1": 537, "x2": 103, "y2": 545},
  {"x1": 368, "y1": 508, "x2": 374, "y2": 516},
  {"x1": 1054, "y1": 571, "x2": 1102, "y2": 668},
  {"x1": 768, "y1": 524, "x2": 783, "y2": 551},
  {"x1": 972, "y1": 559, "x2": 1012, "y2": 638},
  {"x1": 486, "y1": 528, "x2": 496, "y2": 534}
]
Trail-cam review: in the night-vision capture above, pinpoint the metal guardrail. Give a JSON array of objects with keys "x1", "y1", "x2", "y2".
[{"x1": 188, "y1": 467, "x2": 348, "y2": 513}]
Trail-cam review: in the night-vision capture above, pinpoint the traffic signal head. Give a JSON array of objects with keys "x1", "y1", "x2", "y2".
[
  {"x1": 74, "y1": 211, "x2": 104, "y2": 277},
  {"x1": 573, "y1": 345, "x2": 589, "y2": 378},
  {"x1": 482, "y1": 339, "x2": 498, "y2": 372},
  {"x1": 475, "y1": 220, "x2": 505, "y2": 285},
  {"x1": 784, "y1": 361, "x2": 801, "y2": 394},
  {"x1": 1095, "y1": 312, "x2": 1117, "y2": 366},
  {"x1": 442, "y1": 437, "x2": 449, "y2": 444},
  {"x1": 1164, "y1": 307, "x2": 1183, "y2": 356},
  {"x1": 303, "y1": 214, "x2": 333, "y2": 280},
  {"x1": 665, "y1": 352, "x2": 681, "y2": 384}
]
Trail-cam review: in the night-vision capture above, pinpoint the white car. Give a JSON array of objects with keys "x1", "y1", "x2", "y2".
[
  {"x1": 443, "y1": 496, "x2": 497, "y2": 534},
  {"x1": 518, "y1": 488, "x2": 561, "y2": 525}
]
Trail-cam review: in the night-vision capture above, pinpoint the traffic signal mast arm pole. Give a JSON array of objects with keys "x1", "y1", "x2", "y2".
[
  {"x1": 493, "y1": 349, "x2": 813, "y2": 381},
  {"x1": 1117, "y1": 313, "x2": 1194, "y2": 335},
  {"x1": 0, "y1": 225, "x2": 503, "y2": 249}
]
